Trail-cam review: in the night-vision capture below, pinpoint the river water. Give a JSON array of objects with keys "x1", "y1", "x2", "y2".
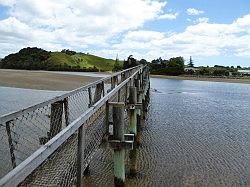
[
  {"x1": 84, "y1": 78, "x2": 250, "y2": 187},
  {"x1": 0, "y1": 77, "x2": 249, "y2": 186}
]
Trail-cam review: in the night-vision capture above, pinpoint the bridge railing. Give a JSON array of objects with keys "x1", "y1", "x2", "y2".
[{"x1": 0, "y1": 65, "x2": 149, "y2": 186}]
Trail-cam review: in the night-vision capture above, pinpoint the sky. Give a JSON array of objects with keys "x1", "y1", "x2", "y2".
[{"x1": 0, "y1": 0, "x2": 249, "y2": 67}]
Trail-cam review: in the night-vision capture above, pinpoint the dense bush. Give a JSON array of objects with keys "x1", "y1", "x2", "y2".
[{"x1": 149, "y1": 57, "x2": 185, "y2": 76}]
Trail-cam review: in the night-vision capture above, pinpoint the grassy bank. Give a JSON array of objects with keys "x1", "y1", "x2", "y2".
[{"x1": 49, "y1": 52, "x2": 118, "y2": 71}]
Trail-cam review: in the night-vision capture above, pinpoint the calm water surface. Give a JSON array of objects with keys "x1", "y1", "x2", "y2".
[
  {"x1": 0, "y1": 87, "x2": 65, "y2": 116},
  {"x1": 84, "y1": 78, "x2": 250, "y2": 187}
]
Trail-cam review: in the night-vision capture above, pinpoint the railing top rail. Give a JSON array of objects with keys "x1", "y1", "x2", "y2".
[
  {"x1": 0, "y1": 65, "x2": 145, "y2": 187},
  {"x1": 0, "y1": 65, "x2": 142, "y2": 124}
]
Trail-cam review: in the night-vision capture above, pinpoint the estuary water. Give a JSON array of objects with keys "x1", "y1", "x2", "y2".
[
  {"x1": 0, "y1": 87, "x2": 65, "y2": 116},
  {"x1": 85, "y1": 78, "x2": 250, "y2": 187}
]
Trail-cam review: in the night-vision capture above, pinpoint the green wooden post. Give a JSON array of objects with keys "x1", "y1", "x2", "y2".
[
  {"x1": 113, "y1": 103, "x2": 125, "y2": 187},
  {"x1": 135, "y1": 78, "x2": 142, "y2": 120},
  {"x1": 128, "y1": 86, "x2": 137, "y2": 136}
]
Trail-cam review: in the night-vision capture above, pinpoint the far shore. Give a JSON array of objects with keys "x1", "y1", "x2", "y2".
[
  {"x1": 150, "y1": 74, "x2": 250, "y2": 84},
  {"x1": 0, "y1": 69, "x2": 102, "y2": 91}
]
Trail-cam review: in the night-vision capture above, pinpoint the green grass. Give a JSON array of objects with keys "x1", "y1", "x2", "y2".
[{"x1": 48, "y1": 52, "x2": 122, "y2": 71}]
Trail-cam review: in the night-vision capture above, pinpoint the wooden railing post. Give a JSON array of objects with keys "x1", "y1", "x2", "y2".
[
  {"x1": 93, "y1": 83, "x2": 103, "y2": 104},
  {"x1": 63, "y1": 98, "x2": 69, "y2": 126},
  {"x1": 105, "y1": 101, "x2": 110, "y2": 138},
  {"x1": 6, "y1": 121, "x2": 16, "y2": 169},
  {"x1": 88, "y1": 87, "x2": 93, "y2": 107},
  {"x1": 49, "y1": 101, "x2": 63, "y2": 139},
  {"x1": 111, "y1": 76, "x2": 117, "y2": 89}
]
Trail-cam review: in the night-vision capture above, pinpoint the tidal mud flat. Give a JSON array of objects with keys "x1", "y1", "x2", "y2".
[{"x1": 0, "y1": 69, "x2": 101, "y2": 91}]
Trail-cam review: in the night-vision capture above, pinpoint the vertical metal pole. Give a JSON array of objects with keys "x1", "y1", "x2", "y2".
[
  {"x1": 113, "y1": 103, "x2": 125, "y2": 187},
  {"x1": 49, "y1": 101, "x2": 63, "y2": 139},
  {"x1": 76, "y1": 125, "x2": 85, "y2": 187},
  {"x1": 6, "y1": 121, "x2": 16, "y2": 169},
  {"x1": 63, "y1": 97, "x2": 69, "y2": 126}
]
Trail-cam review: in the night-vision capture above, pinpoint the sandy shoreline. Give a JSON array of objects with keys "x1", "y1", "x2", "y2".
[
  {"x1": 0, "y1": 69, "x2": 101, "y2": 91},
  {"x1": 150, "y1": 74, "x2": 250, "y2": 84}
]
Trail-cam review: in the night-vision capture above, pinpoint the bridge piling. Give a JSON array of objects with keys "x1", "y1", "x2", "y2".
[{"x1": 112, "y1": 102, "x2": 125, "y2": 187}]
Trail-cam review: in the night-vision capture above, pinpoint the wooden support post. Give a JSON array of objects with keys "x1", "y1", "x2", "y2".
[
  {"x1": 135, "y1": 78, "x2": 142, "y2": 127},
  {"x1": 93, "y1": 83, "x2": 103, "y2": 104},
  {"x1": 6, "y1": 121, "x2": 16, "y2": 169},
  {"x1": 118, "y1": 89, "x2": 121, "y2": 102},
  {"x1": 88, "y1": 87, "x2": 92, "y2": 108},
  {"x1": 125, "y1": 83, "x2": 128, "y2": 105},
  {"x1": 128, "y1": 86, "x2": 138, "y2": 176},
  {"x1": 102, "y1": 81, "x2": 105, "y2": 97},
  {"x1": 63, "y1": 97, "x2": 69, "y2": 126},
  {"x1": 104, "y1": 101, "x2": 110, "y2": 140},
  {"x1": 49, "y1": 101, "x2": 63, "y2": 139},
  {"x1": 113, "y1": 103, "x2": 125, "y2": 187},
  {"x1": 121, "y1": 73, "x2": 126, "y2": 82},
  {"x1": 111, "y1": 76, "x2": 117, "y2": 89},
  {"x1": 128, "y1": 86, "x2": 137, "y2": 136},
  {"x1": 76, "y1": 125, "x2": 85, "y2": 187}
]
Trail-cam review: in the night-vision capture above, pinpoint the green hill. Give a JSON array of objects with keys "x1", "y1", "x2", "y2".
[
  {"x1": 0, "y1": 47, "x2": 122, "y2": 72},
  {"x1": 49, "y1": 52, "x2": 117, "y2": 71}
]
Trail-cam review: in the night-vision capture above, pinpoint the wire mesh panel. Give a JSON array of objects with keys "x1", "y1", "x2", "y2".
[{"x1": 20, "y1": 132, "x2": 78, "y2": 186}]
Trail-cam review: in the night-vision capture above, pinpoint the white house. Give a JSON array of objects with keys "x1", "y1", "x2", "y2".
[{"x1": 238, "y1": 70, "x2": 250, "y2": 75}]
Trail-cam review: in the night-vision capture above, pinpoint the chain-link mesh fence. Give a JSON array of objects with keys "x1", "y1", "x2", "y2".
[{"x1": 0, "y1": 65, "x2": 148, "y2": 186}]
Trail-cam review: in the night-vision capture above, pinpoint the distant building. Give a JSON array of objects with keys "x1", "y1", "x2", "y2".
[
  {"x1": 184, "y1": 67, "x2": 198, "y2": 72},
  {"x1": 238, "y1": 70, "x2": 250, "y2": 75}
]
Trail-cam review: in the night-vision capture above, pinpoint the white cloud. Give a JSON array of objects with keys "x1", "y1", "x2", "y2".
[
  {"x1": 108, "y1": 14, "x2": 250, "y2": 60},
  {"x1": 0, "y1": 0, "x2": 166, "y2": 56},
  {"x1": 158, "y1": 13, "x2": 178, "y2": 20},
  {"x1": 195, "y1": 17, "x2": 209, "y2": 23},
  {"x1": 1, "y1": 1, "x2": 250, "y2": 63},
  {"x1": 186, "y1": 8, "x2": 204, "y2": 16}
]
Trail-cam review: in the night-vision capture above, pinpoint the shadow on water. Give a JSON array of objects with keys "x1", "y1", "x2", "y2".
[{"x1": 84, "y1": 78, "x2": 250, "y2": 187}]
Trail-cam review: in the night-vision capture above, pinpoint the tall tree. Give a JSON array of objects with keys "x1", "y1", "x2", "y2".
[{"x1": 188, "y1": 56, "x2": 194, "y2": 67}]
